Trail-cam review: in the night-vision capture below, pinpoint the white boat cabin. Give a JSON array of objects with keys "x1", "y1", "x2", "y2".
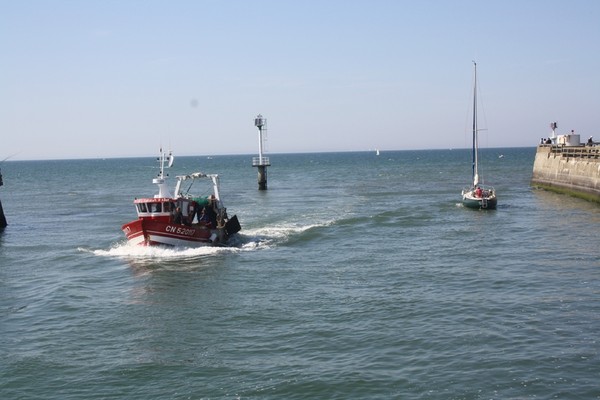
[{"x1": 133, "y1": 195, "x2": 216, "y2": 226}]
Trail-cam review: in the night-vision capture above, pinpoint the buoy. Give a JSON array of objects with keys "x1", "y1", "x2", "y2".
[{"x1": 252, "y1": 114, "x2": 271, "y2": 190}]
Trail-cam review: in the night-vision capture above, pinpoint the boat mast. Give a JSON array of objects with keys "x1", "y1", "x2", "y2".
[
  {"x1": 153, "y1": 148, "x2": 173, "y2": 198},
  {"x1": 472, "y1": 61, "x2": 479, "y2": 187}
]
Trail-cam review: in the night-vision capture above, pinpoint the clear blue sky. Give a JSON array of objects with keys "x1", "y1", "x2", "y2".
[{"x1": 2, "y1": 0, "x2": 599, "y2": 160}]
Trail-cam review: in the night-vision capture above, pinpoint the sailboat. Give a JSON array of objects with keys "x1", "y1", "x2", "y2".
[{"x1": 461, "y1": 62, "x2": 497, "y2": 210}]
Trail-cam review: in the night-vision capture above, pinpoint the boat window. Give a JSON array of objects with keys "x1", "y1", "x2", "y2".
[
  {"x1": 163, "y1": 202, "x2": 171, "y2": 212},
  {"x1": 149, "y1": 203, "x2": 162, "y2": 213},
  {"x1": 137, "y1": 203, "x2": 148, "y2": 213}
]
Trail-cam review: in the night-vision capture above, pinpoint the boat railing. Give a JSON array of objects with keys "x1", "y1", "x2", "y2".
[
  {"x1": 252, "y1": 156, "x2": 271, "y2": 166},
  {"x1": 541, "y1": 144, "x2": 600, "y2": 160}
]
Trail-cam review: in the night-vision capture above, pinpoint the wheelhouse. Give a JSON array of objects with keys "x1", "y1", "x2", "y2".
[{"x1": 133, "y1": 197, "x2": 205, "y2": 224}]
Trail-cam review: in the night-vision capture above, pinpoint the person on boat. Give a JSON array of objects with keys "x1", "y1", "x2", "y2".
[
  {"x1": 187, "y1": 204, "x2": 196, "y2": 224},
  {"x1": 207, "y1": 205, "x2": 218, "y2": 228},
  {"x1": 475, "y1": 186, "x2": 483, "y2": 198},
  {"x1": 198, "y1": 207, "x2": 212, "y2": 227},
  {"x1": 173, "y1": 206, "x2": 183, "y2": 224}
]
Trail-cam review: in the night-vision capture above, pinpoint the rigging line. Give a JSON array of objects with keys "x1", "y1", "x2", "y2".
[
  {"x1": 1, "y1": 152, "x2": 22, "y2": 164},
  {"x1": 474, "y1": 65, "x2": 490, "y2": 149},
  {"x1": 185, "y1": 181, "x2": 194, "y2": 195}
]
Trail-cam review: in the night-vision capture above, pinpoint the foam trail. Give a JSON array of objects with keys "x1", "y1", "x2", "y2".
[
  {"x1": 240, "y1": 219, "x2": 335, "y2": 248},
  {"x1": 81, "y1": 241, "x2": 230, "y2": 260},
  {"x1": 82, "y1": 219, "x2": 336, "y2": 260}
]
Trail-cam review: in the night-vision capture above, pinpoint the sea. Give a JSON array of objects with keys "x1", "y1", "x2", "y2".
[{"x1": 1, "y1": 147, "x2": 599, "y2": 399}]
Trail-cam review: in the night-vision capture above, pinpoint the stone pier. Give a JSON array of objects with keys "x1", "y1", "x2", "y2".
[{"x1": 531, "y1": 144, "x2": 600, "y2": 202}]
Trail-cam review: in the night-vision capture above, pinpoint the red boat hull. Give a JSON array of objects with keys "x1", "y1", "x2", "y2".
[{"x1": 122, "y1": 219, "x2": 222, "y2": 247}]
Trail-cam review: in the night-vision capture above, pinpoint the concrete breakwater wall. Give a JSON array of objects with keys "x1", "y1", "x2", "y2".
[{"x1": 531, "y1": 144, "x2": 600, "y2": 202}]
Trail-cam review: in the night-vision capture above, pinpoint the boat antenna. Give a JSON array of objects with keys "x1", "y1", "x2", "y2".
[
  {"x1": 157, "y1": 148, "x2": 174, "y2": 179},
  {"x1": 153, "y1": 148, "x2": 174, "y2": 198}
]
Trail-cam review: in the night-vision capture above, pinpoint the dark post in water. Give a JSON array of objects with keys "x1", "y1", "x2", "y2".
[
  {"x1": 0, "y1": 168, "x2": 7, "y2": 229},
  {"x1": 253, "y1": 114, "x2": 271, "y2": 190}
]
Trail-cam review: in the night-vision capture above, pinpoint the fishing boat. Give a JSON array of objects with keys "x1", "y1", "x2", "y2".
[
  {"x1": 121, "y1": 149, "x2": 241, "y2": 247},
  {"x1": 461, "y1": 62, "x2": 497, "y2": 210}
]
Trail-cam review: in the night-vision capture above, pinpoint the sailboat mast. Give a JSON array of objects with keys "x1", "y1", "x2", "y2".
[{"x1": 472, "y1": 61, "x2": 479, "y2": 186}]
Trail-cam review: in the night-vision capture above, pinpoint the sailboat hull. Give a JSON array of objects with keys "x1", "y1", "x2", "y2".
[
  {"x1": 462, "y1": 195, "x2": 497, "y2": 210},
  {"x1": 462, "y1": 187, "x2": 497, "y2": 210}
]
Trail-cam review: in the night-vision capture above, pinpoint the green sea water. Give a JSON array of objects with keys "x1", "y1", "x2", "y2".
[{"x1": 1, "y1": 148, "x2": 599, "y2": 399}]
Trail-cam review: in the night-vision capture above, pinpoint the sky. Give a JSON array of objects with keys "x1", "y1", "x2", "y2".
[{"x1": 1, "y1": 0, "x2": 600, "y2": 160}]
